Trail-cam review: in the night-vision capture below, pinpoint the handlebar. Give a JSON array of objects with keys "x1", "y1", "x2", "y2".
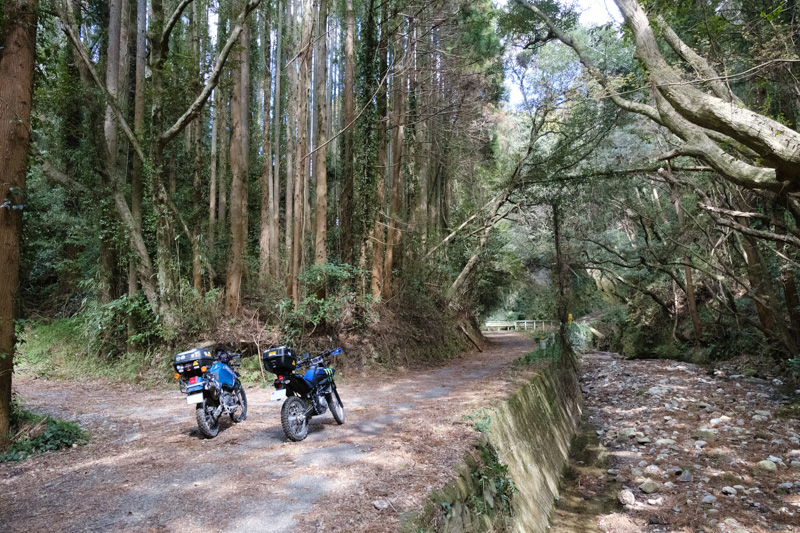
[{"x1": 296, "y1": 347, "x2": 342, "y2": 368}]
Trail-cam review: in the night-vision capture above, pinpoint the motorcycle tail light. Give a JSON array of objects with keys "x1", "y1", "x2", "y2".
[
  {"x1": 278, "y1": 375, "x2": 283, "y2": 380},
  {"x1": 189, "y1": 376, "x2": 199, "y2": 385}
]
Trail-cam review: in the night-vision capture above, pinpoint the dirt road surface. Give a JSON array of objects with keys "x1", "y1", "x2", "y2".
[{"x1": 0, "y1": 332, "x2": 535, "y2": 533}]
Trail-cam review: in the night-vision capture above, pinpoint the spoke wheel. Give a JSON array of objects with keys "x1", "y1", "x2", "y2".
[
  {"x1": 196, "y1": 401, "x2": 220, "y2": 438},
  {"x1": 281, "y1": 396, "x2": 309, "y2": 441},
  {"x1": 328, "y1": 388, "x2": 345, "y2": 425}
]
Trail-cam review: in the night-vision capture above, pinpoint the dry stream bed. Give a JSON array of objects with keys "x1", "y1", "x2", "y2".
[{"x1": 554, "y1": 351, "x2": 800, "y2": 533}]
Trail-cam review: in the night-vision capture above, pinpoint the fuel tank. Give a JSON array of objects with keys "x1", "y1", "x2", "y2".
[{"x1": 210, "y1": 361, "x2": 237, "y2": 389}]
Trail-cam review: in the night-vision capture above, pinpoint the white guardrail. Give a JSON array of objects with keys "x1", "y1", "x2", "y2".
[{"x1": 483, "y1": 320, "x2": 557, "y2": 332}]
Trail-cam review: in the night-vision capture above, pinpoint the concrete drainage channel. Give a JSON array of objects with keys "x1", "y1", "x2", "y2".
[{"x1": 405, "y1": 360, "x2": 583, "y2": 533}]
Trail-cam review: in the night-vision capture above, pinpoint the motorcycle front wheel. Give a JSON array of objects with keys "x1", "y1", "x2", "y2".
[
  {"x1": 281, "y1": 396, "x2": 309, "y2": 441},
  {"x1": 196, "y1": 401, "x2": 220, "y2": 438},
  {"x1": 230, "y1": 384, "x2": 248, "y2": 423},
  {"x1": 327, "y1": 388, "x2": 345, "y2": 425}
]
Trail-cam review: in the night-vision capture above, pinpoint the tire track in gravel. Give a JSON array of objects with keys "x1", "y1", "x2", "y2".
[{"x1": 0, "y1": 332, "x2": 535, "y2": 533}]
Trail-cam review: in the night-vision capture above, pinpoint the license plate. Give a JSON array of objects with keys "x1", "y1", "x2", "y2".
[
  {"x1": 271, "y1": 389, "x2": 287, "y2": 402},
  {"x1": 186, "y1": 393, "x2": 204, "y2": 405}
]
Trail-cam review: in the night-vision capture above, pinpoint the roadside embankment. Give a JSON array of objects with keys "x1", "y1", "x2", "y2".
[{"x1": 408, "y1": 350, "x2": 582, "y2": 532}]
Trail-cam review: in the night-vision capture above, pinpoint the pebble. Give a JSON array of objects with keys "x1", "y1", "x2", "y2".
[
  {"x1": 758, "y1": 460, "x2": 778, "y2": 471},
  {"x1": 702, "y1": 494, "x2": 717, "y2": 504},
  {"x1": 639, "y1": 481, "x2": 660, "y2": 494},
  {"x1": 722, "y1": 486, "x2": 737, "y2": 496},
  {"x1": 618, "y1": 490, "x2": 635, "y2": 506},
  {"x1": 372, "y1": 500, "x2": 389, "y2": 510}
]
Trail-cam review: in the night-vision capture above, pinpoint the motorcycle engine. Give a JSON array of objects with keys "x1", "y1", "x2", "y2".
[
  {"x1": 221, "y1": 391, "x2": 236, "y2": 409},
  {"x1": 313, "y1": 394, "x2": 328, "y2": 414}
]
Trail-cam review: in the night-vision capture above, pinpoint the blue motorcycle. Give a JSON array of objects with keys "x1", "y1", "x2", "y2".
[
  {"x1": 173, "y1": 345, "x2": 247, "y2": 438},
  {"x1": 262, "y1": 346, "x2": 345, "y2": 441}
]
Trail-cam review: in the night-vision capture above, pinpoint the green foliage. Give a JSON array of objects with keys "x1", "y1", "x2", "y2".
[
  {"x1": 788, "y1": 356, "x2": 800, "y2": 378},
  {"x1": 471, "y1": 445, "x2": 518, "y2": 522},
  {"x1": 462, "y1": 408, "x2": 494, "y2": 433},
  {"x1": 2, "y1": 397, "x2": 89, "y2": 463},
  {"x1": 297, "y1": 261, "x2": 359, "y2": 296},
  {"x1": 18, "y1": 317, "x2": 172, "y2": 385},
  {"x1": 518, "y1": 335, "x2": 561, "y2": 365},
  {"x1": 277, "y1": 262, "x2": 367, "y2": 345}
]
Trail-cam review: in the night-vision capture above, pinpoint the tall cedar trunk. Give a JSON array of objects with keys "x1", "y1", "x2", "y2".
[
  {"x1": 271, "y1": 1, "x2": 283, "y2": 277},
  {"x1": 129, "y1": 0, "x2": 147, "y2": 348},
  {"x1": 241, "y1": 20, "x2": 251, "y2": 251},
  {"x1": 209, "y1": 86, "x2": 219, "y2": 254},
  {"x1": 670, "y1": 179, "x2": 703, "y2": 343},
  {"x1": 61, "y1": 0, "x2": 161, "y2": 313},
  {"x1": 291, "y1": 0, "x2": 314, "y2": 309},
  {"x1": 370, "y1": 6, "x2": 388, "y2": 299},
  {"x1": 191, "y1": 0, "x2": 203, "y2": 291},
  {"x1": 314, "y1": 0, "x2": 328, "y2": 266},
  {"x1": 0, "y1": 0, "x2": 38, "y2": 438},
  {"x1": 100, "y1": 0, "x2": 123, "y2": 305},
  {"x1": 259, "y1": 1, "x2": 274, "y2": 287},
  {"x1": 149, "y1": 0, "x2": 179, "y2": 327},
  {"x1": 383, "y1": 24, "x2": 407, "y2": 300},
  {"x1": 218, "y1": 81, "x2": 228, "y2": 231},
  {"x1": 225, "y1": 10, "x2": 250, "y2": 315},
  {"x1": 341, "y1": 0, "x2": 355, "y2": 264},
  {"x1": 285, "y1": 0, "x2": 295, "y2": 267}
]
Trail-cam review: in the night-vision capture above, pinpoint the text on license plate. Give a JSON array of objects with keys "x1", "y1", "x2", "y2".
[{"x1": 186, "y1": 393, "x2": 204, "y2": 405}]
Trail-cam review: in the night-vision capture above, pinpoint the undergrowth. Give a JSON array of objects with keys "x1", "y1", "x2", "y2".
[
  {"x1": 468, "y1": 445, "x2": 518, "y2": 527},
  {"x1": 1, "y1": 396, "x2": 89, "y2": 462},
  {"x1": 18, "y1": 316, "x2": 172, "y2": 386}
]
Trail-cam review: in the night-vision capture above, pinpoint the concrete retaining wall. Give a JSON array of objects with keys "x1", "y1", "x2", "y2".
[{"x1": 406, "y1": 361, "x2": 582, "y2": 532}]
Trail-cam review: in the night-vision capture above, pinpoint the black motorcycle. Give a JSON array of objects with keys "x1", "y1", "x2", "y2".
[
  {"x1": 262, "y1": 346, "x2": 345, "y2": 441},
  {"x1": 173, "y1": 345, "x2": 247, "y2": 438}
]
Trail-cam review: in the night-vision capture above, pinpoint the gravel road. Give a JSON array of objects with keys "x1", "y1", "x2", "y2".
[{"x1": 0, "y1": 332, "x2": 534, "y2": 532}]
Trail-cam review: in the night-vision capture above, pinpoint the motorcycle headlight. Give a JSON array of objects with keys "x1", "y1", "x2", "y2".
[{"x1": 176, "y1": 364, "x2": 184, "y2": 373}]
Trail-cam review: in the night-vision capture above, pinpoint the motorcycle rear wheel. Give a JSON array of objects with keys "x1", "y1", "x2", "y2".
[
  {"x1": 196, "y1": 401, "x2": 220, "y2": 438},
  {"x1": 281, "y1": 396, "x2": 309, "y2": 441},
  {"x1": 230, "y1": 384, "x2": 248, "y2": 423},
  {"x1": 327, "y1": 388, "x2": 345, "y2": 425}
]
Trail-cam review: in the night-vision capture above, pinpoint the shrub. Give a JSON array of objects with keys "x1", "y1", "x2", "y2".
[{"x1": 2, "y1": 397, "x2": 89, "y2": 462}]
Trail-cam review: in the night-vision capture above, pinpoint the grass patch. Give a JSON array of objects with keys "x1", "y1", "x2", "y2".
[
  {"x1": 2, "y1": 396, "x2": 89, "y2": 462},
  {"x1": 516, "y1": 339, "x2": 562, "y2": 367},
  {"x1": 461, "y1": 408, "x2": 494, "y2": 433},
  {"x1": 18, "y1": 317, "x2": 172, "y2": 386}
]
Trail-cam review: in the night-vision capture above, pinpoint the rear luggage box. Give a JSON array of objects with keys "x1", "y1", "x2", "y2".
[
  {"x1": 262, "y1": 346, "x2": 297, "y2": 374},
  {"x1": 174, "y1": 348, "x2": 215, "y2": 373}
]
